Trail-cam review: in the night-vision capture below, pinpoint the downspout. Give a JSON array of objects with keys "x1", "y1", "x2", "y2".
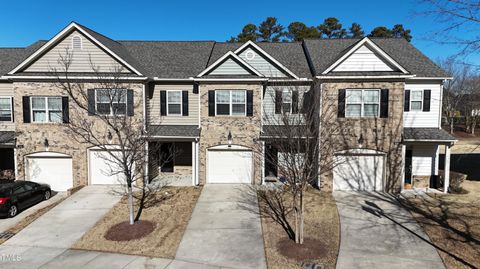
[{"x1": 317, "y1": 81, "x2": 323, "y2": 188}]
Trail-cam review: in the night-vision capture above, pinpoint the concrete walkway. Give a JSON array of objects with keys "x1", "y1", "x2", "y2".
[
  {"x1": 334, "y1": 192, "x2": 445, "y2": 269},
  {"x1": 175, "y1": 185, "x2": 267, "y2": 269},
  {"x1": 0, "y1": 192, "x2": 67, "y2": 233}
]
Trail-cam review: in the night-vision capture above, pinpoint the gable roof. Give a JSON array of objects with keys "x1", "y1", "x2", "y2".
[
  {"x1": 304, "y1": 38, "x2": 449, "y2": 78},
  {"x1": 198, "y1": 51, "x2": 263, "y2": 77},
  {"x1": 8, "y1": 22, "x2": 144, "y2": 76}
]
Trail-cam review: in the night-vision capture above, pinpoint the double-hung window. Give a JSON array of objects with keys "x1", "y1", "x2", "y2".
[
  {"x1": 96, "y1": 89, "x2": 126, "y2": 115},
  {"x1": 410, "y1": 90, "x2": 423, "y2": 111},
  {"x1": 31, "y1": 97, "x2": 63, "y2": 123},
  {"x1": 282, "y1": 89, "x2": 292, "y2": 113},
  {"x1": 215, "y1": 90, "x2": 246, "y2": 116},
  {"x1": 0, "y1": 97, "x2": 13, "y2": 122},
  {"x1": 345, "y1": 89, "x2": 380, "y2": 117},
  {"x1": 167, "y1": 91, "x2": 182, "y2": 115}
]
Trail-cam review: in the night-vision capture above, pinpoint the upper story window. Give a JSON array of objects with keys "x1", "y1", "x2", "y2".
[
  {"x1": 215, "y1": 90, "x2": 246, "y2": 116},
  {"x1": 0, "y1": 97, "x2": 13, "y2": 122},
  {"x1": 167, "y1": 91, "x2": 182, "y2": 115},
  {"x1": 410, "y1": 90, "x2": 423, "y2": 111},
  {"x1": 72, "y1": 35, "x2": 82, "y2": 50},
  {"x1": 282, "y1": 89, "x2": 292, "y2": 113},
  {"x1": 96, "y1": 89, "x2": 126, "y2": 115},
  {"x1": 345, "y1": 89, "x2": 380, "y2": 117},
  {"x1": 31, "y1": 97, "x2": 63, "y2": 123}
]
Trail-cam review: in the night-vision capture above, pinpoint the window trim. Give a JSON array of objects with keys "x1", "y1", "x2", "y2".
[
  {"x1": 30, "y1": 96, "x2": 63, "y2": 123},
  {"x1": 345, "y1": 89, "x2": 380, "y2": 118},
  {"x1": 0, "y1": 96, "x2": 13, "y2": 122},
  {"x1": 95, "y1": 89, "x2": 127, "y2": 116},
  {"x1": 166, "y1": 90, "x2": 183, "y2": 116},
  {"x1": 214, "y1": 90, "x2": 247, "y2": 116},
  {"x1": 409, "y1": 90, "x2": 423, "y2": 111},
  {"x1": 282, "y1": 89, "x2": 292, "y2": 114}
]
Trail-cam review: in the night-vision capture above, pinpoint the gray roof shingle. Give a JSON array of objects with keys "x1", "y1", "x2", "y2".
[
  {"x1": 404, "y1": 128, "x2": 456, "y2": 141},
  {"x1": 148, "y1": 125, "x2": 200, "y2": 138},
  {"x1": 303, "y1": 38, "x2": 449, "y2": 77}
]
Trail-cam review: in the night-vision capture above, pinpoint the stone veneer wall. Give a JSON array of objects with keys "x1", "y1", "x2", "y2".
[
  {"x1": 198, "y1": 83, "x2": 263, "y2": 185},
  {"x1": 319, "y1": 81, "x2": 405, "y2": 193},
  {"x1": 14, "y1": 82, "x2": 144, "y2": 188}
]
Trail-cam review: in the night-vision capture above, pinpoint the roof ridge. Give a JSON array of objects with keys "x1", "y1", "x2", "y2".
[{"x1": 117, "y1": 40, "x2": 216, "y2": 43}]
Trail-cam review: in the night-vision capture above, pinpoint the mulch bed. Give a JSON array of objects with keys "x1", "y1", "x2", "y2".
[
  {"x1": 105, "y1": 220, "x2": 156, "y2": 241},
  {"x1": 277, "y1": 237, "x2": 327, "y2": 262}
]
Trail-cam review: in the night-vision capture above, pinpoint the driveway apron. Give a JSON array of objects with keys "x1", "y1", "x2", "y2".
[{"x1": 334, "y1": 191, "x2": 445, "y2": 269}]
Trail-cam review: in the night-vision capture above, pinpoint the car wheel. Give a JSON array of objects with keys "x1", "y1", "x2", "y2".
[
  {"x1": 8, "y1": 205, "x2": 18, "y2": 218},
  {"x1": 44, "y1": 190, "x2": 51, "y2": 200}
]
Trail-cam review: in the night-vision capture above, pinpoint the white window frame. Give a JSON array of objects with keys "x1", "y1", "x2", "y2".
[
  {"x1": 345, "y1": 89, "x2": 380, "y2": 118},
  {"x1": 410, "y1": 90, "x2": 423, "y2": 111},
  {"x1": 215, "y1": 90, "x2": 247, "y2": 116},
  {"x1": 166, "y1": 90, "x2": 183, "y2": 116},
  {"x1": 282, "y1": 89, "x2": 292, "y2": 114},
  {"x1": 0, "y1": 96, "x2": 13, "y2": 122},
  {"x1": 95, "y1": 89, "x2": 127, "y2": 116},
  {"x1": 30, "y1": 96, "x2": 63, "y2": 123}
]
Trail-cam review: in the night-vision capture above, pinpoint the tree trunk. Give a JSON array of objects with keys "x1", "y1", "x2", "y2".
[
  {"x1": 127, "y1": 185, "x2": 135, "y2": 225},
  {"x1": 294, "y1": 191, "x2": 299, "y2": 244},
  {"x1": 450, "y1": 119, "x2": 454, "y2": 134},
  {"x1": 134, "y1": 184, "x2": 146, "y2": 221},
  {"x1": 299, "y1": 190, "x2": 304, "y2": 244}
]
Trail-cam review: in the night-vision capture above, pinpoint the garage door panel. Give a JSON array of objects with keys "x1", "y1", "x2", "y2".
[
  {"x1": 333, "y1": 154, "x2": 384, "y2": 191},
  {"x1": 208, "y1": 150, "x2": 252, "y2": 184},
  {"x1": 27, "y1": 157, "x2": 73, "y2": 192},
  {"x1": 89, "y1": 150, "x2": 125, "y2": 185}
]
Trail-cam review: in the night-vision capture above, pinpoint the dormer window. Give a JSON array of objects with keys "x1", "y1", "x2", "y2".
[{"x1": 72, "y1": 35, "x2": 82, "y2": 50}]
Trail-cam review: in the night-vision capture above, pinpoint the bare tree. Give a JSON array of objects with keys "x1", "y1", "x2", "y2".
[
  {"x1": 256, "y1": 83, "x2": 339, "y2": 244},
  {"x1": 463, "y1": 75, "x2": 480, "y2": 134},
  {"x1": 52, "y1": 49, "x2": 170, "y2": 224}
]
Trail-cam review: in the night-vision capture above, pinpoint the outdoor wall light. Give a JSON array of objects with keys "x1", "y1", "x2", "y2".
[
  {"x1": 43, "y1": 138, "x2": 49, "y2": 151},
  {"x1": 357, "y1": 134, "x2": 364, "y2": 148},
  {"x1": 107, "y1": 131, "x2": 113, "y2": 144},
  {"x1": 227, "y1": 131, "x2": 233, "y2": 148}
]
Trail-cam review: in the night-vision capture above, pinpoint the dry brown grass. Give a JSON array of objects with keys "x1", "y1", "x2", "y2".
[
  {"x1": 0, "y1": 196, "x2": 67, "y2": 245},
  {"x1": 405, "y1": 181, "x2": 480, "y2": 269},
  {"x1": 259, "y1": 188, "x2": 340, "y2": 269},
  {"x1": 72, "y1": 186, "x2": 202, "y2": 258}
]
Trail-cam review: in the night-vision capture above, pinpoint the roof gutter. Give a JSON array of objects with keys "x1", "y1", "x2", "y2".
[
  {"x1": 1, "y1": 75, "x2": 149, "y2": 81},
  {"x1": 407, "y1": 76, "x2": 453, "y2": 80},
  {"x1": 316, "y1": 75, "x2": 416, "y2": 79}
]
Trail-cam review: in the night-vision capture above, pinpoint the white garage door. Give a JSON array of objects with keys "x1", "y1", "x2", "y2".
[
  {"x1": 26, "y1": 153, "x2": 73, "y2": 192},
  {"x1": 89, "y1": 150, "x2": 125, "y2": 185},
  {"x1": 333, "y1": 154, "x2": 384, "y2": 191},
  {"x1": 207, "y1": 150, "x2": 253, "y2": 184}
]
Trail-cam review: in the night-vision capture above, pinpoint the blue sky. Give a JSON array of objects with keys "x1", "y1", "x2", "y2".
[{"x1": 0, "y1": 0, "x2": 477, "y2": 64}]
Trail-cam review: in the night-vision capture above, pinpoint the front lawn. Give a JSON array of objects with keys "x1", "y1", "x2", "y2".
[
  {"x1": 402, "y1": 180, "x2": 480, "y2": 269},
  {"x1": 259, "y1": 187, "x2": 340, "y2": 269},
  {"x1": 72, "y1": 186, "x2": 202, "y2": 258}
]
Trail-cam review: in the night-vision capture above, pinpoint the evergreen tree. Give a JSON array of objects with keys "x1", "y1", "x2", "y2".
[
  {"x1": 391, "y1": 24, "x2": 412, "y2": 42},
  {"x1": 318, "y1": 17, "x2": 347, "y2": 38},
  {"x1": 349, "y1": 23, "x2": 365, "y2": 38},
  {"x1": 369, "y1": 26, "x2": 393, "y2": 38},
  {"x1": 258, "y1": 17, "x2": 285, "y2": 42},
  {"x1": 287, "y1": 22, "x2": 320, "y2": 41},
  {"x1": 228, "y1": 24, "x2": 258, "y2": 42}
]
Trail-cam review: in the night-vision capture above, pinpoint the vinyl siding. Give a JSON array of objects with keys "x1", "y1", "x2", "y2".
[
  {"x1": 333, "y1": 45, "x2": 394, "y2": 72},
  {"x1": 209, "y1": 58, "x2": 251, "y2": 76},
  {"x1": 403, "y1": 81, "x2": 442, "y2": 128},
  {"x1": 238, "y1": 48, "x2": 287, "y2": 77},
  {"x1": 148, "y1": 85, "x2": 199, "y2": 125},
  {"x1": 263, "y1": 85, "x2": 310, "y2": 125},
  {"x1": 24, "y1": 30, "x2": 130, "y2": 73},
  {"x1": 412, "y1": 144, "x2": 438, "y2": 176},
  {"x1": 0, "y1": 83, "x2": 14, "y2": 131}
]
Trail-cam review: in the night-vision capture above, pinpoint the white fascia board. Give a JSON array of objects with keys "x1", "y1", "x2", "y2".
[
  {"x1": 153, "y1": 77, "x2": 195, "y2": 82},
  {"x1": 2, "y1": 75, "x2": 148, "y2": 81},
  {"x1": 407, "y1": 76, "x2": 453, "y2": 80},
  {"x1": 322, "y1": 37, "x2": 409, "y2": 75},
  {"x1": 9, "y1": 22, "x2": 143, "y2": 76},
  {"x1": 316, "y1": 75, "x2": 416, "y2": 79},
  {"x1": 197, "y1": 51, "x2": 264, "y2": 77},
  {"x1": 193, "y1": 78, "x2": 268, "y2": 82},
  {"x1": 234, "y1": 40, "x2": 300, "y2": 79}
]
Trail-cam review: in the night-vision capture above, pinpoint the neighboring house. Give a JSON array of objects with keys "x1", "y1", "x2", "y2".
[{"x1": 0, "y1": 22, "x2": 455, "y2": 193}]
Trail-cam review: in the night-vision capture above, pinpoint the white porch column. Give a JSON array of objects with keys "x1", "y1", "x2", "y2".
[
  {"x1": 443, "y1": 144, "x2": 451, "y2": 193},
  {"x1": 401, "y1": 144, "x2": 406, "y2": 191},
  {"x1": 192, "y1": 141, "x2": 196, "y2": 186},
  {"x1": 144, "y1": 142, "x2": 149, "y2": 182},
  {"x1": 261, "y1": 141, "x2": 265, "y2": 185}
]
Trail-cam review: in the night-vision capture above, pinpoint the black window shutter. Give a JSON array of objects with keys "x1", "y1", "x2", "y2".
[
  {"x1": 62, "y1": 97, "x2": 69, "y2": 123},
  {"x1": 275, "y1": 90, "x2": 282, "y2": 114},
  {"x1": 193, "y1": 83, "x2": 199, "y2": 94},
  {"x1": 208, "y1": 90, "x2": 215, "y2": 116},
  {"x1": 338, "y1": 89, "x2": 346, "y2": 118},
  {"x1": 246, "y1": 90, "x2": 253, "y2": 116},
  {"x1": 11, "y1": 97, "x2": 14, "y2": 122},
  {"x1": 87, "y1": 89, "x2": 95, "y2": 115},
  {"x1": 127, "y1": 89, "x2": 134, "y2": 116},
  {"x1": 380, "y1": 89, "x2": 389, "y2": 118},
  {"x1": 292, "y1": 90, "x2": 299, "y2": 114},
  {"x1": 404, "y1": 90, "x2": 410, "y2": 112},
  {"x1": 423, "y1": 90, "x2": 431, "y2": 112},
  {"x1": 160, "y1": 90, "x2": 166, "y2": 116},
  {"x1": 182, "y1": 90, "x2": 189, "y2": 116},
  {"x1": 22, "y1": 96, "x2": 30, "y2": 123}
]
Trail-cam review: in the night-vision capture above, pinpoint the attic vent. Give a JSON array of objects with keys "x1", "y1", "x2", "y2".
[
  {"x1": 72, "y1": 35, "x2": 82, "y2": 50},
  {"x1": 245, "y1": 50, "x2": 256, "y2": 60}
]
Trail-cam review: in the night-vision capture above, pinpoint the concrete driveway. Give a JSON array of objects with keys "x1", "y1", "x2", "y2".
[
  {"x1": 0, "y1": 185, "x2": 121, "y2": 269},
  {"x1": 334, "y1": 192, "x2": 445, "y2": 269},
  {"x1": 175, "y1": 184, "x2": 267, "y2": 269}
]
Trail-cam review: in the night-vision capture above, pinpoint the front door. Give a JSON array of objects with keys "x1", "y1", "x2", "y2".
[{"x1": 405, "y1": 150, "x2": 413, "y2": 187}]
